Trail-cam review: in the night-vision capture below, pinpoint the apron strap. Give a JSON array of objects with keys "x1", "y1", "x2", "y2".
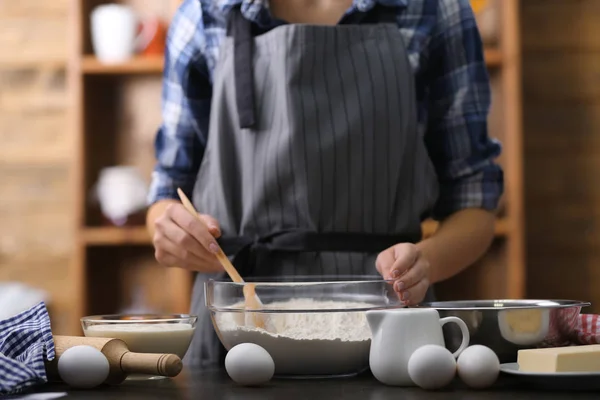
[
  {"x1": 227, "y1": 4, "x2": 401, "y2": 130},
  {"x1": 228, "y1": 8, "x2": 256, "y2": 129},
  {"x1": 218, "y1": 230, "x2": 422, "y2": 275}
]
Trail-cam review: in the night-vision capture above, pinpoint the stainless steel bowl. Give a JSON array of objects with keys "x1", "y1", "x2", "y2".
[{"x1": 418, "y1": 299, "x2": 590, "y2": 363}]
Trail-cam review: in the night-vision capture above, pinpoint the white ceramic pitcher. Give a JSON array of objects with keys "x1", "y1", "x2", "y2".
[{"x1": 367, "y1": 308, "x2": 470, "y2": 386}]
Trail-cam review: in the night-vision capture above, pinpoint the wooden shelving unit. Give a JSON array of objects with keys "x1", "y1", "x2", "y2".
[
  {"x1": 484, "y1": 48, "x2": 503, "y2": 68},
  {"x1": 67, "y1": 0, "x2": 184, "y2": 335},
  {"x1": 81, "y1": 227, "x2": 154, "y2": 245},
  {"x1": 66, "y1": 0, "x2": 524, "y2": 335},
  {"x1": 81, "y1": 55, "x2": 164, "y2": 74}
]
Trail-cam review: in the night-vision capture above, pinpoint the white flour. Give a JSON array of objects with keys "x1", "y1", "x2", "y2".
[{"x1": 216, "y1": 298, "x2": 376, "y2": 376}]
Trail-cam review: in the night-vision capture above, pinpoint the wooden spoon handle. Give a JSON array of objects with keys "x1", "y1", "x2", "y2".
[
  {"x1": 176, "y1": 188, "x2": 267, "y2": 330},
  {"x1": 215, "y1": 249, "x2": 244, "y2": 283},
  {"x1": 176, "y1": 188, "x2": 243, "y2": 283}
]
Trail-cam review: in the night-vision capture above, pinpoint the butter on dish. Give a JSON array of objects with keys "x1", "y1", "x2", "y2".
[{"x1": 517, "y1": 345, "x2": 600, "y2": 373}]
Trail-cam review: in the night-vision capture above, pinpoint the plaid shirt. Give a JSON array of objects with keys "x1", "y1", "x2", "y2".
[
  {"x1": 0, "y1": 302, "x2": 55, "y2": 395},
  {"x1": 148, "y1": 0, "x2": 503, "y2": 220}
]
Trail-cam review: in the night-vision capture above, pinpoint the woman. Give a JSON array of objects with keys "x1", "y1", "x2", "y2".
[{"x1": 146, "y1": 0, "x2": 503, "y2": 368}]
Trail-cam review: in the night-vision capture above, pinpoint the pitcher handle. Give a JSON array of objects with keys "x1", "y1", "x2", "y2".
[
  {"x1": 134, "y1": 18, "x2": 159, "y2": 53},
  {"x1": 439, "y1": 316, "x2": 470, "y2": 358}
]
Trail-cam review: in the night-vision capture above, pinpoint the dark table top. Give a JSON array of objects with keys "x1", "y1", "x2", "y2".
[{"x1": 24, "y1": 368, "x2": 600, "y2": 399}]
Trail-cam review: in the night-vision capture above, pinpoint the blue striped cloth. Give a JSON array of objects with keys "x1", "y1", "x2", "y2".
[{"x1": 0, "y1": 302, "x2": 55, "y2": 395}]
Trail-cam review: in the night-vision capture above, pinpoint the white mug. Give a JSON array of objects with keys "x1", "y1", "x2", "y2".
[
  {"x1": 90, "y1": 4, "x2": 156, "y2": 64},
  {"x1": 95, "y1": 166, "x2": 148, "y2": 225},
  {"x1": 367, "y1": 308, "x2": 470, "y2": 386}
]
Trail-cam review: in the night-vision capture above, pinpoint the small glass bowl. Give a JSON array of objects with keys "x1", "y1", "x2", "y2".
[
  {"x1": 81, "y1": 314, "x2": 197, "y2": 380},
  {"x1": 206, "y1": 275, "x2": 403, "y2": 378}
]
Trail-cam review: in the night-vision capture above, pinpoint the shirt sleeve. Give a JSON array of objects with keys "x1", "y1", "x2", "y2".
[
  {"x1": 424, "y1": 0, "x2": 504, "y2": 220},
  {"x1": 147, "y1": 0, "x2": 212, "y2": 205}
]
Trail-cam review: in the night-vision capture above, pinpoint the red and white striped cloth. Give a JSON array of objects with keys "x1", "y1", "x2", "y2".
[
  {"x1": 544, "y1": 313, "x2": 600, "y2": 347},
  {"x1": 572, "y1": 314, "x2": 600, "y2": 345}
]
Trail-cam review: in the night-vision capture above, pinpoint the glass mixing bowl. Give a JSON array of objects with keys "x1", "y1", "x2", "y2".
[
  {"x1": 81, "y1": 314, "x2": 197, "y2": 380},
  {"x1": 206, "y1": 275, "x2": 403, "y2": 378}
]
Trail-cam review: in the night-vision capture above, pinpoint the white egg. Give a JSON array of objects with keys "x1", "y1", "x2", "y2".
[
  {"x1": 408, "y1": 345, "x2": 456, "y2": 390},
  {"x1": 457, "y1": 345, "x2": 500, "y2": 389},
  {"x1": 57, "y1": 345, "x2": 110, "y2": 389},
  {"x1": 225, "y1": 343, "x2": 275, "y2": 386}
]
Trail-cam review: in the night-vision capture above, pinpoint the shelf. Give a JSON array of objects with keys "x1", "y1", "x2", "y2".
[
  {"x1": 81, "y1": 218, "x2": 509, "y2": 246},
  {"x1": 422, "y1": 218, "x2": 509, "y2": 238},
  {"x1": 81, "y1": 56, "x2": 164, "y2": 74},
  {"x1": 81, "y1": 227, "x2": 151, "y2": 245},
  {"x1": 484, "y1": 48, "x2": 502, "y2": 68},
  {"x1": 79, "y1": 48, "x2": 501, "y2": 75}
]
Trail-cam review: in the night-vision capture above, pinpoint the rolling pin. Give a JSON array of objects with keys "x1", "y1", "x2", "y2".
[{"x1": 45, "y1": 336, "x2": 183, "y2": 385}]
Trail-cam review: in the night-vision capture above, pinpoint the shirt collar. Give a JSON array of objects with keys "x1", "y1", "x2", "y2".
[{"x1": 210, "y1": 0, "x2": 407, "y2": 26}]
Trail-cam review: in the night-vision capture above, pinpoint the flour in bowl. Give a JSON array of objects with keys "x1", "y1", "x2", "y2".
[{"x1": 215, "y1": 298, "x2": 378, "y2": 376}]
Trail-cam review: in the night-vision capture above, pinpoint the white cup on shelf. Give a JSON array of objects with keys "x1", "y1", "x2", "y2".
[{"x1": 90, "y1": 4, "x2": 155, "y2": 64}]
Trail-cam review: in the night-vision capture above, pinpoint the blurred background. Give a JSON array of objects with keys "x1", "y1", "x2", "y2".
[{"x1": 0, "y1": 0, "x2": 595, "y2": 335}]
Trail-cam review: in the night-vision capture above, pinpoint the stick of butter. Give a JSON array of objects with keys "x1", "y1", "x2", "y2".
[{"x1": 518, "y1": 345, "x2": 600, "y2": 373}]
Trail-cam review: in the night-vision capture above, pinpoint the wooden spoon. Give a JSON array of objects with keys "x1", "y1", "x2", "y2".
[{"x1": 176, "y1": 188, "x2": 269, "y2": 331}]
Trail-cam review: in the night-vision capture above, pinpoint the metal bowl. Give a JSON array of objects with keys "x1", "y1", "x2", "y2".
[{"x1": 418, "y1": 300, "x2": 591, "y2": 363}]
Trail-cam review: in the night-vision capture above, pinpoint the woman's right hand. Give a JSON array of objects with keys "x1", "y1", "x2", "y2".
[{"x1": 150, "y1": 201, "x2": 224, "y2": 273}]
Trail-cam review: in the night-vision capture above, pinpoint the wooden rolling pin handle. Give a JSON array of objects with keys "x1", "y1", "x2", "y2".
[{"x1": 120, "y1": 352, "x2": 183, "y2": 377}]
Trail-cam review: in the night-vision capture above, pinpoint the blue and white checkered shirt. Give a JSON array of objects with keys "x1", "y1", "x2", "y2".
[
  {"x1": 148, "y1": 0, "x2": 503, "y2": 220},
  {"x1": 0, "y1": 302, "x2": 55, "y2": 395}
]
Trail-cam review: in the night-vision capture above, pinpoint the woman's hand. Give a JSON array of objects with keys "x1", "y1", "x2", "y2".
[
  {"x1": 151, "y1": 202, "x2": 224, "y2": 272},
  {"x1": 375, "y1": 243, "x2": 431, "y2": 306}
]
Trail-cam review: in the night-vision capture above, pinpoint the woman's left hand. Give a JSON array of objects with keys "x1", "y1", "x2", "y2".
[{"x1": 375, "y1": 243, "x2": 431, "y2": 306}]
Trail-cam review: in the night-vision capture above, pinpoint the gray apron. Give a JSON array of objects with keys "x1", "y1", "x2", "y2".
[{"x1": 187, "y1": 4, "x2": 439, "y2": 368}]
